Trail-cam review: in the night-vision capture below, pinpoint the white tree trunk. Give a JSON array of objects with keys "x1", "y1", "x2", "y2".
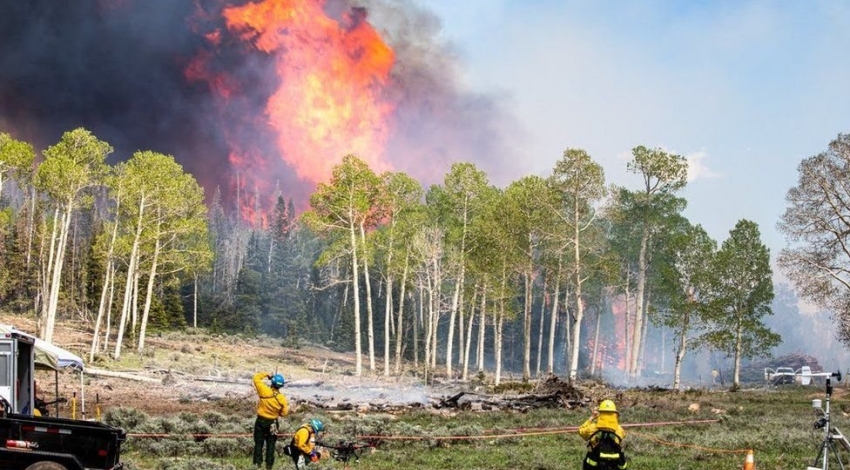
[
  {"x1": 629, "y1": 229, "x2": 650, "y2": 378},
  {"x1": 349, "y1": 219, "x2": 363, "y2": 377},
  {"x1": 569, "y1": 205, "x2": 585, "y2": 381},
  {"x1": 429, "y1": 257, "x2": 440, "y2": 372},
  {"x1": 523, "y1": 269, "x2": 533, "y2": 382},
  {"x1": 45, "y1": 205, "x2": 73, "y2": 343},
  {"x1": 104, "y1": 266, "x2": 116, "y2": 352},
  {"x1": 462, "y1": 288, "x2": 477, "y2": 381},
  {"x1": 394, "y1": 254, "x2": 409, "y2": 374},
  {"x1": 536, "y1": 276, "x2": 547, "y2": 377},
  {"x1": 193, "y1": 273, "x2": 198, "y2": 328},
  {"x1": 673, "y1": 318, "x2": 688, "y2": 391},
  {"x1": 733, "y1": 320, "x2": 743, "y2": 388},
  {"x1": 91, "y1": 215, "x2": 121, "y2": 362},
  {"x1": 26, "y1": 187, "x2": 36, "y2": 269},
  {"x1": 38, "y1": 208, "x2": 59, "y2": 338},
  {"x1": 477, "y1": 287, "x2": 487, "y2": 372},
  {"x1": 446, "y1": 279, "x2": 461, "y2": 379},
  {"x1": 414, "y1": 284, "x2": 422, "y2": 368},
  {"x1": 137, "y1": 234, "x2": 162, "y2": 352},
  {"x1": 383, "y1": 274, "x2": 393, "y2": 377},
  {"x1": 423, "y1": 279, "x2": 434, "y2": 382},
  {"x1": 547, "y1": 260, "x2": 561, "y2": 374},
  {"x1": 89, "y1": 261, "x2": 112, "y2": 362},
  {"x1": 591, "y1": 307, "x2": 602, "y2": 376},
  {"x1": 359, "y1": 222, "x2": 376, "y2": 372},
  {"x1": 495, "y1": 306, "x2": 504, "y2": 386},
  {"x1": 114, "y1": 197, "x2": 146, "y2": 359}
]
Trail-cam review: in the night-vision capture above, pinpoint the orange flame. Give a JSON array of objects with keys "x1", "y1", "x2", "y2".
[{"x1": 222, "y1": 0, "x2": 396, "y2": 183}]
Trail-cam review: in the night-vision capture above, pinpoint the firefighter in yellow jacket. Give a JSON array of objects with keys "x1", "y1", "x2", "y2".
[
  {"x1": 285, "y1": 418, "x2": 324, "y2": 469},
  {"x1": 578, "y1": 399, "x2": 627, "y2": 470},
  {"x1": 252, "y1": 371, "x2": 290, "y2": 469}
]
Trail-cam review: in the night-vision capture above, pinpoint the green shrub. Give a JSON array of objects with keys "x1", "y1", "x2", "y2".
[
  {"x1": 157, "y1": 457, "x2": 238, "y2": 470},
  {"x1": 105, "y1": 407, "x2": 148, "y2": 431}
]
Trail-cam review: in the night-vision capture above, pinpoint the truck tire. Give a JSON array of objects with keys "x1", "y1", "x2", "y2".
[{"x1": 25, "y1": 462, "x2": 68, "y2": 470}]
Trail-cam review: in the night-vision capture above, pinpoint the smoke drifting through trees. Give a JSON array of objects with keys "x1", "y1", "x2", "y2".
[{"x1": 0, "y1": 0, "x2": 519, "y2": 220}]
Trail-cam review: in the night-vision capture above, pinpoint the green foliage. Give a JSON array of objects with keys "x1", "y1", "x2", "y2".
[
  {"x1": 104, "y1": 406, "x2": 148, "y2": 430},
  {"x1": 704, "y1": 220, "x2": 780, "y2": 385},
  {"x1": 157, "y1": 458, "x2": 239, "y2": 470},
  {"x1": 0, "y1": 132, "x2": 35, "y2": 187},
  {"x1": 35, "y1": 127, "x2": 111, "y2": 203},
  {"x1": 121, "y1": 387, "x2": 833, "y2": 469}
]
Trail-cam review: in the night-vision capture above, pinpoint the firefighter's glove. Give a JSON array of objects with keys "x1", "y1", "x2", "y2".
[{"x1": 310, "y1": 450, "x2": 319, "y2": 462}]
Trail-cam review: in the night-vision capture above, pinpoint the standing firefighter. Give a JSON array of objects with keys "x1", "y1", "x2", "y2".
[
  {"x1": 253, "y1": 371, "x2": 290, "y2": 470},
  {"x1": 578, "y1": 399, "x2": 628, "y2": 470},
  {"x1": 285, "y1": 418, "x2": 324, "y2": 469}
]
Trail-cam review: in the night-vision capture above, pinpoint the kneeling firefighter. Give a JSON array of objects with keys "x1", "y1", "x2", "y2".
[
  {"x1": 578, "y1": 399, "x2": 628, "y2": 470},
  {"x1": 285, "y1": 418, "x2": 325, "y2": 469}
]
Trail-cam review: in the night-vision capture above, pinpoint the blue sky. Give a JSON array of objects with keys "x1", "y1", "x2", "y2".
[{"x1": 413, "y1": 0, "x2": 850, "y2": 266}]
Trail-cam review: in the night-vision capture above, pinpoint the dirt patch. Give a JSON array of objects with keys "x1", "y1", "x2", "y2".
[{"x1": 4, "y1": 314, "x2": 445, "y2": 418}]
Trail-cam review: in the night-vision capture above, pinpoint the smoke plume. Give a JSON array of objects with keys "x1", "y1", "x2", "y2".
[{"x1": 0, "y1": 0, "x2": 519, "y2": 223}]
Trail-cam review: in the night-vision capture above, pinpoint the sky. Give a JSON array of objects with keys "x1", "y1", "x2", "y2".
[{"x1": 412, "y1": 0, "x2": 850, "y2": 266}]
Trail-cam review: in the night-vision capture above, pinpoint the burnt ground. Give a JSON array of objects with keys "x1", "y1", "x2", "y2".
[{"x1": 3, "y1": 314, "x2": 475, "y2": 418}]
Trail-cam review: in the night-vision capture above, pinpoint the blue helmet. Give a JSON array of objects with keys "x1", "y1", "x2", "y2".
[
  {"x1": 271, "y1": 374, "x2": 285, "y2": 388},
  {"x1": 309, "y1": 418, "x2": 324, "y2": 433}
]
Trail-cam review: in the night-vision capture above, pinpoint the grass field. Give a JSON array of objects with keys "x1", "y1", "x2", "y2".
[
  {"x1": 114, "y1": 384, "x2": 849, "y2": 470},
  {"x1": 2, "y1": 315, "x2": 841, "y2": 470}
]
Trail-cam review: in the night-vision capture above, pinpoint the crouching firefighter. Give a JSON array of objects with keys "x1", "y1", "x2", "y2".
[
  {"x1": 284, "y1": 418, "x2": 325, "y2": 469},
  {"x1": 252, "y1": 371, "x2": 290, "y2": 470},
  {"x1": 578, "y1": 399, "x2": 628, "y2": 470}
]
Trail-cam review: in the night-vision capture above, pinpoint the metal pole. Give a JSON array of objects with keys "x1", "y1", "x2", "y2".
[
  {"x1": 823, "y1": 377, "x2": 833, "y2": 470},
  {"x1": 80, "y1": 370, "x2": 86, "y2": 420},
  {"x1": 54, "y1": 369, "x2": 59, "y2": 417}
]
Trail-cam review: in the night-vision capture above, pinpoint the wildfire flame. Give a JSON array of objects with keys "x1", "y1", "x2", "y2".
[
  {"x1": 227, "y1": 0, "x2": 395, "y2": 178},
  {"x1": 3, "y1": 0, "x2": 513, "y2": 228},
  {"x1": 185, "y1": 0, "x2": 397, "y2": 225}
]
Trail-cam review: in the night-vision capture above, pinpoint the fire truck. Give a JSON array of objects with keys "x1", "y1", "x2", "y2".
[{"x1": 0, "y1": 328, "x2": 124, "y2": 470}]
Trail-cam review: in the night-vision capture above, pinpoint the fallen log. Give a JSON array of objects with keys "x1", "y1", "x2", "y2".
[
  {"x1": 190, "y1": 376, "x2": 323, "y2": 387},
  {"x1": 437, "y1": 392, "x2": 466, "y2": 408},
  {"x1": 86, "y1": 367, "x2": 161, "y2": 383},
  {"x1": 193, "y1": 376, "x2": 250, "y2": 385}
]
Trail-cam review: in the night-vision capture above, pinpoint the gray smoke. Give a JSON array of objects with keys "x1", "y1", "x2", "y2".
[{"x1": 0, "y1": 0, "x2": 520, "y2": 211}]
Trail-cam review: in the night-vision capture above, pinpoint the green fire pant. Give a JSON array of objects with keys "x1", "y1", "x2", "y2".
[{"x1": 253, "y1": 416, "x2": 277, "y2": 468}]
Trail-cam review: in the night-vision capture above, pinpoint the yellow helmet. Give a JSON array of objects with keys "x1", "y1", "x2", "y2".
[{"x1": 598, "y1": 399, "x2": 618, "y2": 413}]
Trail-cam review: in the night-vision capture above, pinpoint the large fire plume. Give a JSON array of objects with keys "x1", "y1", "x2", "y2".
[
  {"x1": 0, "y1": 0, "x2": 519, "y2": 225},
  {"x1": 222, "y1": 1, "x2": 395, "y2": 183}
]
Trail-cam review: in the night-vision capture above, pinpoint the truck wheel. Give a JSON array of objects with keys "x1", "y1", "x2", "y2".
[{"x1": 25, "y1": 462, "x2": 68, "y2": 470}]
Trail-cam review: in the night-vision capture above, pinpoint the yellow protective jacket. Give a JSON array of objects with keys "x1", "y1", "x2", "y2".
[
  {"x1": 578, "y1": 411, "x2": 625, "y2": 447},
  {"x1": 291, "y1": 423, "x2": 317, "y2": 455},
  {"x1": 253, "y1": 372, "x2": 290, "y2": 420}
]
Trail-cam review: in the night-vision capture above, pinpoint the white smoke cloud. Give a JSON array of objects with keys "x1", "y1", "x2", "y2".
[{"x1": 685, "y1": 150, "x2": 722, "y2": 182}]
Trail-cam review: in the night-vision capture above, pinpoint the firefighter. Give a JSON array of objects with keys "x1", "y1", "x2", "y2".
[
  {"x1": 578, "y1": 399, "x2": 628, "y2": 470},
  {"x1": 285, "y1": 418, "x2": 324, "y2": 469},
  {"x1": 252, "y1": 371, "x2": 290, "y2": 470}
]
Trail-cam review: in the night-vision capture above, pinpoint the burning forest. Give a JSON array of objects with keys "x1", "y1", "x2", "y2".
[{"x1": 0, "y1": 0, "x2": 519, "y2": 225}]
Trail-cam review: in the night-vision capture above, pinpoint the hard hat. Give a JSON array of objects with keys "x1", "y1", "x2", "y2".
[
  {"x1": 309, "y1": 418, "x2": 324, "y2": 433},
  {"x1": 271, "y1": 374, "x2": 285, "y2": 388},
  {"x1": 598, "y1": 399, "x2": 618, "y2": 413}
]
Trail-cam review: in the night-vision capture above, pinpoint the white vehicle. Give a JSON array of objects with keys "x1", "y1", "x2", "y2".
[
  {"x1": 765, "y1": 365, "x2": 830, "y2": 386},
  {"x1": 765, "y1": 366, "x2": 797, "y2": 385}
]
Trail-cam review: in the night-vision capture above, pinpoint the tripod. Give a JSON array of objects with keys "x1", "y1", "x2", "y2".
[{"x1": 812, "y1": 372, "x2": 850, "y2": 470}]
